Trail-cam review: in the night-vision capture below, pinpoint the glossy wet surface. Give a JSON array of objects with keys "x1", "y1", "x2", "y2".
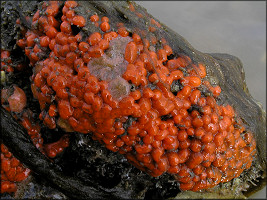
[
  {"x1": 139, "y1": 2, "x2": 266, "y2": 198},
  {"x1": 139, "y1": 1, "x2": 266, "y2": 111}
]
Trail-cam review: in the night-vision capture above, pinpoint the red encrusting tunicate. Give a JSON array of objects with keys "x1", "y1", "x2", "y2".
[
  {"x1": 3, "y1": 0, "x2": 258, "y2": 194},
  {"x1": 1, "y1": 78, "x2": 69, "y2": 195}
]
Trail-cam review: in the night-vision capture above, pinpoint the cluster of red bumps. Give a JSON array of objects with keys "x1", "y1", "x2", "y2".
[
  {"x1": 0, "y1": 89, "x2": 41, "y2": 194},
  {"x1": 1, "y1": 143, "x2": 31, "y2": 194},
  {"x1": 1, "y1": 52, "x2": 69, "y2": 194},
  {"x1": 2, "y1": 0, "x2": 257, "y2": 193}
]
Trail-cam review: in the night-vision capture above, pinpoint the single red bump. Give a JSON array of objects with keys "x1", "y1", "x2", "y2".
[
  {"x1": 61, "y1": 44, "x2": 70, "y2": 57},
  {"x1": 186, "y1": 152, "x2": 203, "y2": 169},
  {"x1": 34, "y1": 73, "x2": 45, "y2": 88},
  {"x1": 157, "y1": 156, "x2": 169, "y2": 172},
  {"x1": 162, "y1": 135, "x2": 179, "y2": 150},
  {"x1": 197, "y1": 97, "x2": 206, "y2": 108},
  {"x1": 234, "y1": 137, "x2": 247, "y2": 149},
  {"x1": 212, "y1": 86, "x2": 221, "y2": 97},
  {"x1": 33, "y1": 44, "x2": 42, "y2": 54},
  {"x1": 48, "y1": 104, "x2": 57, "y2": 117},
  {"x1": 88, "y1": 32, "x2": 102, "y2": 46},
  {"x1": 56, "y1": 32, "x2": 69, "y2": 45},
  {"x1": 132, "y1": 33, "x2": 141, "y2": 43},
  {"x1": 90, "y1": 14, "x2": 99, "y2": 22},
  {"x1": 149, "y1": 26, "x2": 156, "y2": 33},
  {"x1": 151, "y1": 89, "x2": 162, "y2": 100},
  {"x1": 190, "y1": 139, "x2": 202, "y2": 152},
  {"x1": 157, "y1": 49, "x2": 167, "y2": 62},
  {"x1": 135, "y1": 12, "x2": 143, "y2": 18},
  {"x1": 78, "y1": 42, "x2": 90, "y2": 52},
  {"x1": 65, "y1": 52, "x2": 78, "y2": 64},
  {"x1": 189, "y1": 89, "x2": 201, "y2": 104},
  {"x1": 66, "y1": 9, "x2": 75, "y2": 19},
  {"x1": 202, "y1": 115, "x2": 211, "y2": 127},
  {"x1": 151, "y1": 147, "x2": 164, "y2": 162},
  {"x1": 47, "y1": 38, "x2": 55, "y2": 50},
  {"x1": 179, "y1": 181, "x2": 194, "y2": 191},
  {"x1": 98, "y1": 39, "x2": 109, "y2": 51},
  {"x1": 74, "y1": 33, "x2": 83, "y2": 42},
  {"x1": 203, "y1": 142, "x2": 216, "y2": 154},
  {"x1": 166, "y1": 60, "x2": 178, "y2": 71},
  {"x1": 58, "y1": 99, "x2": 74, "y2": 119},
  {"x1": 177, "y1": 85, "x2": 191, "y2": 99},
  {"x1": 72, "y1": 16, "x2": 86, "y2": 27},
  {"x1": 214, "y1": 132, "x2": 224, "y2": 146},
  {"x1": 141, "y1": 134, "x2": 152, "y2": 145},
  {"x1": 142, "y1": 87, "x2": 153, "y2": 99},
  {"x1": 100, "y1": 16, "x2": 109, "y2": 22},
  {"x1": 128, "y1": 126, "x2": 140, "y2": 136},
  {"x1": 65, "y1": 1, "x2": 78, "y2": 8},
  {"x1": 39, "y1": 36, "x2": 50, "y2": 47},
  {"x1": 148, "y1": 73, "x2": 159, "y2": 84},
  {"x1": 2, "y1": 158, "x2": 11, "y2": 172},
  {"x1": 168, "y1": 165, "x2": 180, "y2": 174},
  {"x1": 177, "y1": 148, "x2": 190, "y2": 164},
  {"x1": 60, "y1": 21, "x2": 72, "y2": 34},
  {"x1": 8, "y1": 86, "x2": 27, "y2": 113},
  {"x1": 192, "y1": 117, "x2": 203, "y2": 128},
  {"x1": 197, "y1": 63, "x2": 207, "y2": 78},
  {"x1": 43, "y1": 114, "x2": 56, "y2": 129},
  {"x1": 26, "y1": 34, "x2": 37, "y2": 47},
  {"x1": 179, "y1": 108, "x2": 188, "y2": 119},
  {"x1": 17, "y1": 39, "x2": 27, "y2": 48},
  {"x1": 129, "y1": 3, "x2": 135, "y2": 12},
  {"x1": 201, "y1": 132, "x2": 213, "y2": 143},
  {"x1": 181, "y1": 76, "x2": 201, "y2": 88},
  {"x1": 69, "y1": 42, "x2": 78, "y2": 52},
  {"x1": 100, "y1": 22, "x2": 110, "y2": 32},
  {"x1": 190, "y1": 110, "x2": 200, "y2": 119},
  {"x1": 151, "y1": 18, "x2": 161, "y2": 28},
  {"x1": 40, "y1": 67, "x2": 51, "y2": 79},
  {"x1": 103, "y1": 31, "x2": 118, "y2": 41},
  {"x1": 202, "y1": 105, "x2": 212, "y2": 116},
  {"x1": 143, "y1": 39, "x2": 151, "y2": 50},
  {"x1": 130, "y1": 90, "x2": 141, "y2": 101},
  {"x1": 118, "y1": 27, "x2": 129, "y2": 37},
  {"x1": 44, "y1": 25, "x2": 57, "y2": 38},
  {"x1": 38, "y1": 16, "x2": 49, "y2": 28},
  {"x1": 178, "y1": 165, "x2": 191, "y2": 178},
  {"x1": 70, "y1": 97, "x2": 82, "y2": 108},
  {"x1": 32, "y1": 10, "x2": 40, "y2": 22},
  {"x1": 45, "y1": 4, "x2": 59, "y2": 17},
  {"x1": 177, "y1": 130, "x2": 188, "y2": 142},
  {"x1": 206, "y1": 96, "x2": 216, "y2": 108},
  {"x1": 125, "y1": 41, "x2": 138, "y2": 64},
  {"x1": 135, "y1": 144, "x2": 152, "y2": 154},
  {"x1": 175, "y1": 57, "x2": 187, "y2": 68},
  {"x1": 219, "y1": 116, "x2": 232, "y2": 131},
  {"x1": 88, "y1": 46, "x2": 104, "y2": 58},
  {"x1": 163, "y1": 45, "x2": 173, "y2": 56},
  {"x1": 48, "y1": 16, "x2": 59, "y2": 28}
]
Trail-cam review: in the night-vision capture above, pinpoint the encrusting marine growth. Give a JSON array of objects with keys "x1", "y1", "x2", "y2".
[{"x1": 1, "y1": 0, "x2": 258, "y2": 194}]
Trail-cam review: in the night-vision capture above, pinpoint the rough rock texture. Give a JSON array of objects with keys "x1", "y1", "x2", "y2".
[{"x1": 1, "y1": 1, "x2": 266, "y2": 199}]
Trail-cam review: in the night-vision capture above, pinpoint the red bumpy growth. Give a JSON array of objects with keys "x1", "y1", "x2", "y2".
[{"x1": 10, "y1": 0, "x2": 257, "y2": 192}]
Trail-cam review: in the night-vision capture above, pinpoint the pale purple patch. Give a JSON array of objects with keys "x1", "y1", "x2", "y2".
[{"x1": 87, "y1": 35, "x2": 133, "y2": 100}]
